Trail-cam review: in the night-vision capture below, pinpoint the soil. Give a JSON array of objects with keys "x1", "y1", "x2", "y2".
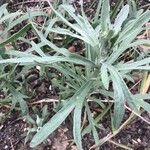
[
  {"x1": 0, "y1": 0, "x2": 150, "y2": 150},
  {"x1": 1, "y1": 109, "x2": 150, "y2": 150}
]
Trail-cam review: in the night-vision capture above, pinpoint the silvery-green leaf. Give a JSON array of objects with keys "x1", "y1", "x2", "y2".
[
  {"x1": 114, "y1": 5, "x2": 129, "y2": 34},
  {"x1": 30, "y1": 80, "x2": 93, "y2": 148},
  {"x1": 101, "y1": 63, "x2": 109, "y2": 90}
]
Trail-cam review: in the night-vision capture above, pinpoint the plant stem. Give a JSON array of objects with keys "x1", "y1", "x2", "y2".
[
  {"x1": 108, "y1": 140, "x2": 133, "y2": 150},
  {"x1": 111, "y1": 0, "x2": 124, "y2": 20},
  {"x1": 90, "y1": 113, "x2": 135, "y2": 150}
]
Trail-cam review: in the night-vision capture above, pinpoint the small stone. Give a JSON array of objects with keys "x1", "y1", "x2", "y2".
[
  {"x1": 137, "y1": 138, "x2": 141, "y2": 143},
  {"x1": 4, "y1": 145, "x2": 8, "y2": 149}
]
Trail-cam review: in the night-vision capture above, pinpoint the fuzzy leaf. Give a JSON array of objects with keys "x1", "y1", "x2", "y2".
[
  {"x1": 114, "y1": 5, "x2": 129, "y2": 33},
  {"x1": 108, "y1": 66, "x2": 125, "y2": 130},
  {"x1": 101, "y1": 63, "x2": 109, "y2": 90},
  {"x1": 73, "y1": 80, "x2": 93, "y2": 150},
  {"x1": 30, "y1": 80, "x2": 93, "y2": 148}
]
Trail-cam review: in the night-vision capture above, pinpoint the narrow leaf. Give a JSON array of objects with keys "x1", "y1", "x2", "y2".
[
  {"x1": 101, "y1": 63, "x2": 109, "y2": 90},
  {"x1": 101, "y1": 0, "x2": 110, "y2": 32},
  {"x1": 108, "y1": 66, "x2": 125, "y2": 130},
  {"x1": 73, "y1": 80, "x2": 93, "y2": 150},
  {"x1": 114, "y1": 5, "x2": 129, "y2": 33},
  {"x1": 30, "y1": 80, "x2": 93, "y2": 147},
  {"x1": 0, "y1": 24, "x2": 31, "y2": 47},
  {"x1": 30, "y1": 99, "x2": 76, "y2": 148}
]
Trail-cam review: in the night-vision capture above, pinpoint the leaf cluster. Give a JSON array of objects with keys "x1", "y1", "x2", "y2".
[{"x1": 0, "y1": 1, "x2": 150, "y2": 149}]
